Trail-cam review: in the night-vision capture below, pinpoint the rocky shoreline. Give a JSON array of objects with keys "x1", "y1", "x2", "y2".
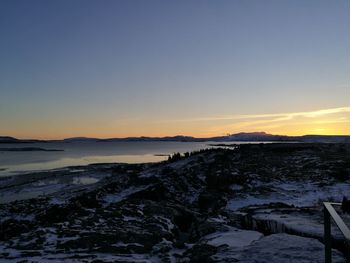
[{"x1": 0, "y1": 143, "x2": 349, "y2": 262}]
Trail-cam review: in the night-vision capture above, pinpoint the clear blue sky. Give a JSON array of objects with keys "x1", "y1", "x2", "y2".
[{"x1": 1, "y1": 0, "x2": 350, "y2": 138}]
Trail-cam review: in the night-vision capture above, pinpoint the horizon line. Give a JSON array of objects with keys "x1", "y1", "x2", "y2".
[{"x1": 3, "y1": 132, "x2": 350, "y2": 141}]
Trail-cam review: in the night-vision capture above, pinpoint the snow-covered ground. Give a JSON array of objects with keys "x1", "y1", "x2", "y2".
[
  {"x1": 212, "y1": 233, "x2": 345, "y2": 263},
  {"x1": 1, "y1": 144, "x2": 349, "y2": 262}
]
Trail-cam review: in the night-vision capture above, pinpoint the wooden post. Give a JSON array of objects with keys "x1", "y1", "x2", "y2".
[{"x1": 324, "y1": 205, "x2": 332, "y2": 263}]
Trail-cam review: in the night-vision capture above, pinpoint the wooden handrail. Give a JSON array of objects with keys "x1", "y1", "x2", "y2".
[{"x1": 323, "y1": 202, "x2": 350, "y2": 263}]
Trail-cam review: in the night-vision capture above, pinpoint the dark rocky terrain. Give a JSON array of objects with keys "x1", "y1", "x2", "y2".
[{"x1": 0, "y1": 143, "x2": 350, "y2": 262}]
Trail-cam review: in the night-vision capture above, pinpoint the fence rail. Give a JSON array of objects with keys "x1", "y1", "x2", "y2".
[{"x1": 323, "y1": 202, "x2": 350, "y2": 263}]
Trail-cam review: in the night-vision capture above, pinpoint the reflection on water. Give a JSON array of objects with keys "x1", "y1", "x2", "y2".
[
  {"x1": 0, "y1": 154, "x2": 166, "y2": 176},
  {"x1": 0, "y1": 141, "x2": 268, "y2": 177},
  {"x1": 0, "y1": 141, "x2": 215, "y2": 176}
]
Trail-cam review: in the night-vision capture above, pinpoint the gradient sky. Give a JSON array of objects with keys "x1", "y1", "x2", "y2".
[{"x1": 1, "y1": 0, "x2": 350, "y2": 139}]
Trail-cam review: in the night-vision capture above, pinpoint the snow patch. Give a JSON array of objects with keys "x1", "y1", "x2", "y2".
[
  {"x1": 202, "y1": 226, "x2": 263, "y2": 248},
  {"x1": 103, "y1": 185, "x2": 150, "y2": 205},
  {"x1": 212, "y1": 233, "x2": 346, "y2": 263}
]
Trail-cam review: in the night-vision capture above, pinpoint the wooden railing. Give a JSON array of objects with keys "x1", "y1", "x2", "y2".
[{"x1": 323, "y1": 202, "x2": 350, "y2": 263}]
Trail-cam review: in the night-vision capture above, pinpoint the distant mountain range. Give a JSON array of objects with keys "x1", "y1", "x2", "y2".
[
  {"x1": 0, "y1": 136, "x2": 46, "y2": 144},
  {"x1": 1, "y1": 132, "x2": 350, "y2": 143}
]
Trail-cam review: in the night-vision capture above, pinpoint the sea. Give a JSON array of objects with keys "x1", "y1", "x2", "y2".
[{"x1": 0, "y1": 141, "x2": 265, "y2": 177}]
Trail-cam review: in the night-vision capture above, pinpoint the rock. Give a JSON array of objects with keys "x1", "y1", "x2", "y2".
[
  {"x1": 198, "y1": 191, "x2": 227, "y2": 213},
  {"x1": 341, "y1": 197, "x2": 350, "y2": 213},
  {"x1": 71, "y1": 192, "x2": 101, "y2": 208},
  {"x1": 189, "y1": 217, "x2": 229, "y2": 241},
  {"x1": 0, "y1": 219, "x2": 31, "y2": 240},
  {"x1": 36, "y1": 203, "x2": 86, "y2": 224},
  {"x1": 185, "y1": 244, "x2": 218, "y2": 263}
]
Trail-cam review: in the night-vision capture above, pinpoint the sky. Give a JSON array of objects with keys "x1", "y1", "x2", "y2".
[{"x1": 0, "y1": 0, "x2": 350, "y2": 139}]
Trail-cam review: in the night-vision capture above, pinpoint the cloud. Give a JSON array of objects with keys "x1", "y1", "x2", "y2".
[
  {"x1": 165, "y1": 106, "x2": 350, "y2": 123},
  {"x1": 155, "y1": 106, "x2": 350, "y2": 136}
]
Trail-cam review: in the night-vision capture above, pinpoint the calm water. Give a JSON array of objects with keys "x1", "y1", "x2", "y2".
[
  {"x1": 0, "y1": 141, "x2": 264, "y2": 176},
  {"x1": 0, "y1": 141, "x2": 214, "y2": 176}
]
